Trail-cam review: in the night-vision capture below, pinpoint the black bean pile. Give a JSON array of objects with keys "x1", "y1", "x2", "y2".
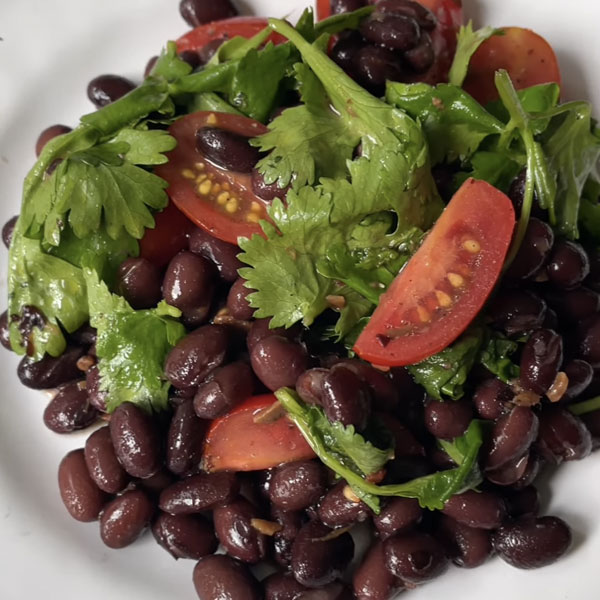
[{"x1": 3, "y1": 1, "x2": 600, "y2": 600}]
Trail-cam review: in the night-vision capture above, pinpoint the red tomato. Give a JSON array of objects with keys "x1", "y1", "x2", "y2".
[
  {"x1": 155, "y1": 111, "x2": 271, "y2": 245},
  {"x1": 463, "y1": 27, "x2": 561, "y2": 105},
  {"x1": 139, "y1": 201, "x2": 194, "y2": 267},
  {"x1": 176, "y1": 16, "x2": 285, "y2": 54},
  {"x1": 354, "y1": 179, "x2": 515, "y2": 367},
  {"x1": 316, "y1": 0, "x2": 331, "y2": 20},
  {"x1": 202, "y1": 395, "x2": 316, "y2": 472}
]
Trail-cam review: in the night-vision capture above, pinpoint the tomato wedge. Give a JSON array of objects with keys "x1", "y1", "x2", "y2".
[
  {"x1": 203, "y1": 395, "x2": 316, "y2": 472},
  {"x1": 354, "y1": 179, "x2": 515, "y2": 366},
  {"x1": 155, "y1": 111, "x2": 271, "y2": 245},
  {"x1": 463, "y1": 27, "x2": 561, "y2": 105}
]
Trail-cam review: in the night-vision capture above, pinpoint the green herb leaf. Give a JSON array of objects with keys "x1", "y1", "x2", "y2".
[
  {"x1": 111, "y1": 128, "x2": 177, "y2": 165},
  {"x1": 479, "y1": 331, "x2": 520, "y2": 383}
]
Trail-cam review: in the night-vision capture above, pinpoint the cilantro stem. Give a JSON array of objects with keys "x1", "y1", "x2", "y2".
[
  {"x1": 168, "y1": 61, "x2": 237, "y2": 95},
  {"x1": 568, "y1": 396, "x2": 600, "y2": 416}
]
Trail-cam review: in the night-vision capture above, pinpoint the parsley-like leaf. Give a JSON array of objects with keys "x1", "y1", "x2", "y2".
[{"x1": 111, "y1": 128, "x2": 177, "y2": 165}]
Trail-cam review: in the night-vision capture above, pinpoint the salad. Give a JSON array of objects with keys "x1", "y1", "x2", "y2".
[{"x1": 2, "y1": 0, "x2": 600, "y2": 599}]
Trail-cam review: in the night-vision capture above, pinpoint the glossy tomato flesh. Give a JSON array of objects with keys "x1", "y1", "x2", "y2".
[
  {"x1": 354, "y1": 178, "x2": 515, "y2": 366},
  {"x1": 155, "y1": 111, "x2": 271, "y2": 245},
  {"x1": 202, "y1": 395, "x2": 316, "y2": 472}
]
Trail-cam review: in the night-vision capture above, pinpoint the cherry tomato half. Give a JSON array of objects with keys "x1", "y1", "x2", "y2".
[
  {"x1": 155, "y1": 111, "x2": 271, "y2": 245},
  {"x1": 463, "y1": 27, "x2": 561, "y2": 106},
  {"x1": 354, "y1": 178, "x2": 515, "y2": 366},
  {"x1": 202, "y1": 395, "x2": 316, "y2": 472}
]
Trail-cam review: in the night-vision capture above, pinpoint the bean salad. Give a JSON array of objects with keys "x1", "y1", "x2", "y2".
[{"x1": 2, "y1": 1, "x2": 600, "y2": 600}]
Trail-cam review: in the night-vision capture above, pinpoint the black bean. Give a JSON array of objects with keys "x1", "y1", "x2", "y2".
[
  {"x1": 508, "y1": 169, "x2": 546, "y2": 218},
  {"x1": 488, "y1": 289, "x2": 547, "y2": 336},
  {"x1": 269, "y1": 461, "x2": 327, "y2": 511},
  {"x1": 380, "y1": 414, "x2": 424, "y2": 457},
  {"x1": 486, "y1": 452, "x2": 531, "y2": 486},
  {"x1": 247, "y1": 318, "x2": 300, "y2": 352},
  {"x1": 43, "y1": 380, "x2": 97, "y2": 433},
  {"x1": 193, "y1": 555, "x2": 261, "y2": 600},
  {"x1": 296, "y1": 368, "x2": 328, "y2": 406},
  {"x1": 188, "y1": 226, "x2": 243, "y2": 282},
  {"x1": 383, "y1": 455, "x2": 433, "y2": 484},
  {"x1": 179, "y1": 0, "x2": 237, "y2": 27},
  {"x1": 404, "y1": 31, "x2": 435, "y2": 73},
  {"x1": 581, "y1": 409, "x2": 600, "y2": 449},
  {"x1": 251, "y1": 168, "x2": 290, "y2": 201},
  {"x1": 144, "y1": 55, "x2": 158, "y2": 77},
  {"x1": 512, "y1": 452, "x2": 544, "y2": 490},
  {"x1": 2, "y1": 215, "x2": 18, "y2": 249},
  {"x1": 442, "y1": 490, "x2": 506, "y2": 530},
  {"x1": 353, "y1": 45, "x2": 404, "y2": 92},
  {"x1": 179, "y1": 49, "x2": 201, "y2": 70},
  {"x1": 272, "y1": 508, "x2": 303, "y2": 568},
  {"x1": 492, "y1": 516, "x2": 572, "y2": 569},
  {"x1": 562, "y1": 359, "x2": 594, "y2": 401},
  {"x1": 85, "y1": 364, "x2": 107, "y2": 412},
  {"x1": 331, "y1": 0, "x2": 368, "y2": 14},
  {"x1": 166, "y1": 400, "x2": 207, "y2": 476},
  {"x1": 353, "y1": 541, "x2": 405, "y2": 600},
  {"x1": 87, "y1": 74, "x2": 136, "y2": 108},
  {"x1": 69, "y1": 324, "x2": 97, "y2": 348},
  {"x1": 576, "y1": 314, "x2": 600, "y2": 367},
  {"x1": 58, "y1": 449, "x2": 108, "y2": 522},
  {"x1": 109, "y1": 402, "x2": 162, "y2": 478},
  {"x1": 473, "y1": 378, "x2": 512, "y2": 420},
  {"x1": 317, "y1": 481, "x2": 371, "y2": 528},
  {"x1": 165, "y1": 325, "x2": 229, "y2": 389},
  {"x1": 544, "y1": 286, "x2": 600, "y2": 323},
  {"x1": 152, "y1": 512, "x2": 217, "y2": 560},
  {"x1": 424, "y1": 398, "x2": 473, "y2": 440},
  {"x1": 542, "y1": 306, "x2": 559, "y2": 330},
  {"x1": 536, "y1": 407, "x2": 592, "y2": 463},
  {"x1": 227, "y1": 277, "x2": 255, "y2": 320},
  {"x1": 321, "y1": 366, "x2": 370, "y2": 429},
  {"x1": 116, "y1": 257, "x2": 162, "y2": 310},
  {"x1": 35, "y1": 124, "x2": 72, "y2": 157},
  {"x1": 436, "y1": 515, "x2": 492, "y2": 568},
  {"x1": 373, "y1": 497, "x2": 422, "y2": 539},
  {"x1": 264, "y1": 572, "x2": 308, "y2": 600},
  {"x1": 331, "y1": 32, "x2": 365, "y2": 75},
  {"x1": 84, "y1": 426, "x2": 129, "y2": 494},
  {"x1": 137, "y1": 468, "x2": 177, "y2": 498},
  {"x1": 159, "y1": 471, "x2": 239, "y2": 514},
  {"x1": 503, "y1": 485, "x2": 540, "y2": 518},
  {"x1": 360, "y1": 14, "x2": 421, "y2": 51},
  {"x1": 297, "y1": 582, "x2": 353, "y2": 599},
  {"x1": 251, "y1": 335, "x2": 309, "y2": 392},
  {"x1": 196, "y1": 126, "x2": 261, "y2": 173},
  {"x1": 18, "y1": 346, "x2": 84, "y2": 389},
  {"x1": 505, "y1": 218, "x2": 554, "y2": 280},
  {"x1": 376, "y1": 0, "x2": 437, "y2": 30},
  {"x1": 291, "y1": 521, "x2": 354, "y2": 588},
  {"x1": 519, "y1": 329, "x2": 563, "y2": 395},
  {"x1": 384, "y1": 531, "x2": 448, "y2": 584},
  {"x1": 100, "y1": 489, "x2": 154, "y2": 549},
  {"x1": 547, "y1": 240, "x2": 590, "y2": 289}
]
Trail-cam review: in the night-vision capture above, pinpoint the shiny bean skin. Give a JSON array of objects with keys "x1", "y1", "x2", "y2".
[
  {"x1": 506, "y1": 218, "x2": 554, "y2": 280},
  {"x1": 193, "y1": 555, "x2": 261, "y2": 600},
  {"x1": 35, "y1": 124, "x2": 72, "y2": 157},
  {"x1": 271, "y1": 507, "x2": 304, "y2": 568},
  {"x1": 166, "y1": 400, "x2": 207, "y2": 476},
  {"x1": 100, "y1": 489, "x2": 155, "y2": 549},
  {"x1": 291, "y1": 520, "x2": 355, "y2": 588},
  {"x1": 251, "y1": 335, "x2": 309, "y2": 392},
  {"x1": 137, "y1": 468, "x2": 177, "y2": 498},
  {"x1": 331, "y1": 32, "x2": 365, "y2": 74},
  {"x1": 162, "y1": 251, "x2": 215, "y2": 326},
  {"x1": 251, "y1": 168, "x2": 290, "y2": 201},
  {"x1": 110, "y1": 402, "x2": 162, "y2": 478},
  {"x1": 373, "y1": 497, "x2": 423, "y2": 539},
  {"x1": 581, "y1": 409, "x2": 600, "y2": 449},
  {"x1": 353, "y1": 541, "x2": 405, "y2": 600},
  {"x1": 331, "y1": 0, "x2": 368, "y2": 14},
  {"x1": 442, "y1": 490, "x2": 506, "y2": 530},
  {"x1": 547, "y1": 240, "x2": 590, "y2": 289},
  {"x1": 492, "y1": 516, "x2": 572, "y2": 569},
  {"x1": 485, "y1": 406, "x2": 539, "y2": 471},
  {"x1": 227, "y1": 277, "x2": 255, "y2": 320},
  {"x1": 179, "y1": 49, "x2": 201, "y2": 70},
  {"x1": 196, "y1": 127, "x2": 261, "y2": 173},
  {"x1": 376, "y1": 0, "x2": 437, "y2": 29},
  {"x1": 403, "y1": 32, "x2": 435, "y2": 72},
  {"x1": 519, "y1": 329, "x2": 563, "y2": 395},
  {"x1": 247, "y1": 318, "x2": 300, "y2": 352},
  {"x1": 296, "y1": 368, "x2": 328, "y2": 406},
  {"x1": 85, "y1": 364, "x2": 107, "y2": 412},
  {"x1": 563, "y1": 359, "x2": 594, "y2": 401},
  {"x1": 508, "y1": 169, "x2": 545, "y2": 218},
  {"x1": 188, "y1": 226, "x2": 243, "y2": 282},
  {"x1": 18, "y1": 346, "x2": 84, "y2": 389},
  {"x1": 152, "y1": 512, "x2": 217, "y2": 560},
  {"x1": 353, "y1": 45, "x2": 404, "y2": 92},
  {"x1": 317, "y1": 481, "x2": 371, "y2": 529},
  {"x1": 424, "y1": 398, "x2": 473, "y2": 440},
  {"x1": 544, "y1": 287, "x2": 600, "y2": 323},
  {"x1": 179, "y1": 0, "x2": 237, "y2": 27},
  {"x1": 84, "y1": 426, "x2": 129, "y2": 494},
  {"x1": 58, "y1": 449, "x2": 108, "y2": 522},
  {"x1": 116, "y1": 257, "x2": 162, "y2": 310},
  {"x1": 2, "y1": 215, "x2": 18, "y2": 248},
  {"x1": 511, "y1": 452, "x2": 544, "y2": 490},
  {"x1": 165, "y1": 325, "x2": 229, "y2": 389},
  {"x1": 87, "y1": 74, "x2": 136, "y2": 108},
  {"x1": 503, "y1": 485, "x2": 540, "y2": 518},
  {"x1": 43, "y1": 380, "x2": 97, "y2": 433},
  {"x1": 213, "y1": 497, "x2": 268, "y2": 564},
  {"x1": 536, "y1": 407, "x2": 592, "y2": 463},
  {"x1": 437, "y1": 515, "x2": 492, "y2": 568},
  {"x1": 384, "y1": 531, "x2": 448, "y2": 584},
  {"x1": 488, "y1": 290, "x2": 547, "y2": 336},
  {"x1": 577, "y1": 314, "x2": 600, "y2": 367},
  {"x1": 264, "y1": 572, "x2": 308, "y2": 600},
  {"x1": 360, "y1": 14, "x2": 421, "y2": 51},
  {"x1": 485, "y1": 453, "x2": 531, "y2": 486},
  {"x1": 269, "y1": 461, "x2": 327, "y2": 511},
  {"x1": 321, "y1": 366, "x2": 370, "y2": 429},
  {"x1": 473, "y1": 378, "x2": 512, "y2": 420},
  {"x1": 0, "y1": 311, "x2": 11, "y2": 350},
  {"x1": 159, "y1": 471, "x2": 239, "y2": 514}
]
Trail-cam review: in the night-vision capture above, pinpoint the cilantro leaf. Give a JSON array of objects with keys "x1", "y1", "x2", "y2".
[
  {"x1": 479, "y1": 331, "x2": 520, "y2": 383},
  {"x1": 111, "y1": 128, "x2": 177, "y2": 165}
]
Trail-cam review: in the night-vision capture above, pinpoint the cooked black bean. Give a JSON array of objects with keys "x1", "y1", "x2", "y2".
[
  {"x1": 69, "y1": 324, "x2": 97, "y2": 348},
  {"x1": 318, "y1": 481, "x2": 371, "y2": 529},
  {"x1": 179, "y1": 49, "x2": 201, "y2": 70},
  {"x1": 543, "y1": 306, "x2": 559, "y2": 330},
  {"x1": 0, "y1": 311, "x2": 11, "y2": 350},
  {"x1": 213, "y1": 497, "x2": 268, "y2": 564},
  {"x1": 582, "y1": 409, "x2": 600, "y2": 449},
  {"x1": 2, "y1": 215, "x2": 18, "y2": 248},
  {"x1": 545, "y1": 287, "x2": 600, "y2": 323},
  {"x1": 18, "y1": 345, "x2": 84, "y2": 389},
  {"x1": 152, "y1": 512, "x2": 217, "y2": 560},
  {"x1": 85, "y1": 364, "x2": 107, "y2": 412},
  {"x1": 503, "y1": 485, "x2": 540, "y2": 518},
  {"x1": 196, "y1": 127, "x2": 261, "y2": 173},
  {"x1": 492, "y1": 516, "x2": 572, "y2": 569},
  {"x1": 377, "y1": 0, "x2": 437, "y2": 29},
  {"x1": 383, "y1": 455, "x2": 433, "y2": 484},
  {"x1": 486, "y1": 452, "x2": 531, "y2": 486},
  {"x1": 508, "y1": 169, "x2": 545, "y2": 218},
  {"x1": 43, "y1": 380, "x2": 97, "y2": 433},
  {"x1": 321, "y1": 366, "x2": 370, "y2": 429},
  {"x1": 35, "y1": 124, "x2": 72, "y2": 157},
  {"x1": 100, "y1": 489, "x2": 155, "y2": 549},
  {"x1": 331, "y1": 31, "x2": 365, "y2": 74},
  {"x1": 179, "y1": 0, "x2": 237, "y2": 27},
  {"x1": 442, "y1": 490, "x2": 506, "y2": 530},
  {"x1": 269, "y1": 461, "x2": 327, "y2": 511},
  {"x1": 84, "y1": 426, "x2": 129, "y2": 494},
  {"x1": 353, "y1": 45, "x2": 404, "y2": 92},
  {"x1": 227, "y1": 277, "x2": 255, "y2": 320},
  {"x1": 506, "y1": 218, "x2": 554, "y2": 280},
  {"x1": 437, "y1": 514, "x2": 492, "y2": 568},
  {"x1": 137, "y1": 468, "x2": 177, "y2": 497},
  {"x1": 297, "y1": 582, "x2": 353, "y2": 599},
  {"x1": 424, "y1": 398, "x2": 473, "y2": 440},
  {"x1": 360, "y1": 14, "x2": 421, "y2": 51},
  {"x1": 251, "y1": 335, "x2": 309, "y2": 392},
  {"x1": 485, "y1": 406, "x2": 539, "y2": 471},
  {"x1": 162, "y1": 251, "x2": 215, "y2": 326},
  {"x1": 165, "y1": 325, "x2": 229, "y2": 389},
  {"x1": 247, "y1": 318, "x2": 300, "y2": 352},
  {"x1": 188, "y1": 226, "x2": 243, "y2": 282},
  {"x1": 110, "y1": 402, "x2": 162, "y2": 478},
  {"x1": 562, "y1": 359, "x2": 594, "y2": 401},
  {"x1": 404, "y1": 31, "x2": 435, "y2": 72},
  {"x1": 166, "y1": 399, "x2": 207, "y2": 476},
  {"x1": 116, "y1": 257, "x2": 162, "y2": 310},
  {"x1": 159, "y1": 471, "x2": 239, "y2": 514},
  {"x1": 58, "y1": 449, "x2": 108, "y2": 522},
  {"x1": 296, "y1": 368, "x2": 328, "y2": 406},
  {"x1": 547, "y1": 240, "x2": 590, "y2": 289},
  {"x1": 383, "y1": 415, "x2": 425, "y2": 457},
  {"x1": 519, "y1": 329, "x2": 563, "y2": 395},
  {"x1": 353, "y1": 541, "x2": 405, "y2": 600},
  {"x1": 87, "y1": 74, "x2": 136, "y2": 108},
  {"x1": 473, "y1": 378, "x2": 512, "y2": 420},
  {"x1": 384, "y1": 531, "x2": 448, "y2": 584},
  {"x1": 193, "y1": 555, "x2": 261, "y2": 600},
  {"x1": 577, "y1": 314, "x2": 600, "y2": 367},
  {"x1": 536, "y1": 407, "x2": 592, "y2": 463},
  {"x1": 271, "y1": 506, "x2": 304, "y2": 568},
  {"x1": 331, "y1": 0, "x2": 368, "y2": 14},
  {"x1": 512, "y1": 452, "x2": 544, "y2": 490},
  {"x1": 251, "y1": 168, "x2": 290, "y2": 201},
  {"x1": 264, "y1": 572, "x2": 308, "y2": 600},
  {"x1": 488, "y1": 289, "x2": 547, "y2": 336},
  {"x1": 373, "y1": 497, "x2": 423, "y2": 539},
  {"x1": 291, "y1": 520, "x2": 354, "y2": 588},
  {"x1": 144, "y1": 55, "x2": 158, "y2": 77}
]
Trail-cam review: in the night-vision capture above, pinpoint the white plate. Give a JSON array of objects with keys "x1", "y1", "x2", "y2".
[{"x1": 0, "y1": 1, "x2": 599, "y2": 599}]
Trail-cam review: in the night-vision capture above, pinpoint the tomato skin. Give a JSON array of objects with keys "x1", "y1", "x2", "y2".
[
  {"x1": 316, "y1": 0, "x2": 331, "y2": 20},
  {"x1": 203, "y1": 395, "x2": 316, "y2": 472},
  {"x1": 354, "y1": 178, "x2": 515, "y2": 367},
  {"x1": 463, "y1": 27, "x2": 561, "y2": 105}
]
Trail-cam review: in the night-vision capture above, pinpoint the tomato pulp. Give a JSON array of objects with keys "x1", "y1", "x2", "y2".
[{"x1": 354, "y1": 178, "x2": 515, "y2": 366}]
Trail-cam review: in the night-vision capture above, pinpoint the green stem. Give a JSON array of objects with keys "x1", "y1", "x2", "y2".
[
  {"x1": 168, "y1": 61, "x2": 237, "y2": 95},
  {"x1": 568, "y1": 396, "x2": 600, "y2": 416}
]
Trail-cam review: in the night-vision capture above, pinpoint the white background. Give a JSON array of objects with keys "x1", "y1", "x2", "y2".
[{"x1": 0, "y1": 1, "x2": 599, "y2": 599}]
